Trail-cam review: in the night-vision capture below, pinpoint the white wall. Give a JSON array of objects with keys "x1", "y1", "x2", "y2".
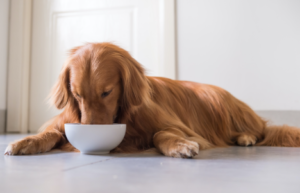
[
  {"x1": 177, "y1": 0, "x2": 300, "y2": 111},
  {"x1": 0, "y1": 0, "x2": 9, "y2": 132}
]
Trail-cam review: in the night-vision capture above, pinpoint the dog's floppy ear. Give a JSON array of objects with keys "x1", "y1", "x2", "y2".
[
  {"x1": 119, "y1": 54, "x2": 151, "y2": 111},
  {"x1": 49, "y1": 60, "x2": 71, "y2": 109}
]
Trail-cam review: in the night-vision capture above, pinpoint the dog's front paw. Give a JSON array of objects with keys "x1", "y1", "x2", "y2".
[
  {"x1": 167, "y1": 140, "x2": 199, "y2": 158},
  {"x1": 4, "y1": 137, "x2": 42, "y2": 155}
]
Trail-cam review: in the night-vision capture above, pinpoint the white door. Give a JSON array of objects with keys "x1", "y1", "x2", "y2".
[{"x1": 24, "y1": 0, "x2": 175, "y2": 132}]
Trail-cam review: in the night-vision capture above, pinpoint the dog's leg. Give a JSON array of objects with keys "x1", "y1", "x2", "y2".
[
  {"x1": 59, "y1": 142, "x2": 79, "y2": 152},
  {"x1": 235, "y1": 134, "x2": 257, "y2": 146},
  {"x1": 153, "y1": 128, "x2": 212, "y2": 158},
  {"x1": 4, "y1": 129, "x2": 66, "y2": 155}
]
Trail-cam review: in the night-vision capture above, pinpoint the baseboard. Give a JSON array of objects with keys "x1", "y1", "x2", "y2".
[
  {"x1": 0, "y1": 109, "x2": 6, "y2": 133},
  {"x1": 256, "y1": 110, "x2": 300, "y2": 127}
]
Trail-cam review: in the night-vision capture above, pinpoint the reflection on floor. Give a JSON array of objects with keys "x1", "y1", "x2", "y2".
[{"x1": 1, "y1": 134, "x2": 300, "y2": 193}]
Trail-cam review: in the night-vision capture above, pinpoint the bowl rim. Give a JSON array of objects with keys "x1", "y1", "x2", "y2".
[{"x1": 64, "y1": 123, "x2": 126, "y2": 126}]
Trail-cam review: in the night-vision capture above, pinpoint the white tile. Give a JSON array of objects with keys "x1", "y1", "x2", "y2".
[{"x1": 1, "y1": 134, "x2": 300, "y2": 193}]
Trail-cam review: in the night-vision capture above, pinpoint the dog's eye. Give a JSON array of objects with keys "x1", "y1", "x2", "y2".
[
  {"x1": 76, "y1": 93, "x2": 81, "y2": 98},
  {"x1": 101, "y1": 90, "x2": 112, "y2": 98}
]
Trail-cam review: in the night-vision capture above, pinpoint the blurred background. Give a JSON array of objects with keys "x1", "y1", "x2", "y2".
[{"x1": 0, "y1": 0, "x2": 299, "y2": 134}]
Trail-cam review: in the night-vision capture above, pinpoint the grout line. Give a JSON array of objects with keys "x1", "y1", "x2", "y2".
[
  {"x1": 60, "y1": 154, "x2": 134, "y2": 172},
  {"x1": 62, "y1": 157, "x2": 116, "y2": 172}
]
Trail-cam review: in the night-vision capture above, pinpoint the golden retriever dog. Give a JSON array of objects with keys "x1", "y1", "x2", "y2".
[{"x1": 4, "y1": 43, "x2": 300, "y2": 158}]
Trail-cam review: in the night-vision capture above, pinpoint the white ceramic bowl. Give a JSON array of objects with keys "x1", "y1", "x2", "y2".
[{"x1": 65, "y1": 124, "x2": 126, "y2": 154}]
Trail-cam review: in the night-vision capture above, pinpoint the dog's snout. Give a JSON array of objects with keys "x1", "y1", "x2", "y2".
[
  {"x1": 81, "y1": 112, "x2": 95, "y2": 124},
  {"x1": 81, "y1": 112, "x2": 113, "y2": 125},
  {"x1": 81, "y1": 120, "x2": 94, "y2": 125}
]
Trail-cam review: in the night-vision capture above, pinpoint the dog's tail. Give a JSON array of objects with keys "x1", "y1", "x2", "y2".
[{"x1": 257, "y1": 125, "x2": 300, "y2": 147}]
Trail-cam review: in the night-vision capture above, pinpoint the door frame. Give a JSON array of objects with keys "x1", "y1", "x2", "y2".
[
  {"x1": 6, "y1": 0, "x2": 176, "y2": 133},
  {"x1": 6, "y1": 0, "x2": 32, "y2": 133}
]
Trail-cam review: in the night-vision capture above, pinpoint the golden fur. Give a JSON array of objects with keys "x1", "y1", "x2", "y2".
[{"x1": 5, "y1": 43, "x2": 300, "y2": 158}]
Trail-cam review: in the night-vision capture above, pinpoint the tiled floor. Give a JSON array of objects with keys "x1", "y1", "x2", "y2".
[{"x1": 1, "y1": 134, "x2": 300, "y2": 193}]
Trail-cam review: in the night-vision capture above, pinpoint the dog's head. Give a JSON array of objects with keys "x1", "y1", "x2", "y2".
[{"x1": 50, "y1": 43, "x2": 150, "y2": 124}]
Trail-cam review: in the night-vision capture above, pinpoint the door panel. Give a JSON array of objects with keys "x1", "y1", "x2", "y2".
[{"x1": 30, "y1": 0, "x2": 166, "y2": 132}]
